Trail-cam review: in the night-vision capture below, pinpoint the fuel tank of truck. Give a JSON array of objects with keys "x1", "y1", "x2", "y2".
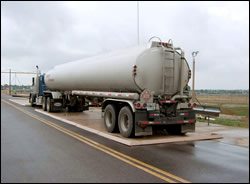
[{"x1": 45, "y1": 42, "x2": 190, "y2": 96}]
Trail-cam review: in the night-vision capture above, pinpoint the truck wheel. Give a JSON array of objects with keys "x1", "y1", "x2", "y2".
[
  {"x1": 29, "y1": 94, "x2": 35, "y2": 107},
  {"x1": 104, "y1": 104, "x2": 118, "y2": 133},
  {"x1": 118, "y1": 106, "x2": 134, "y2": 138},
  {"x1": 47, "y1": 97, "x2": 52, "y2": 112},
  {"x1": 42, "y1": 97, "x2": 47, "y2": 111}
]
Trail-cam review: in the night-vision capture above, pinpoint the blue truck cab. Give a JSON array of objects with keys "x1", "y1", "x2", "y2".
[{"x1": 29, "y1": 72, "x2": 47, "y2": 106}]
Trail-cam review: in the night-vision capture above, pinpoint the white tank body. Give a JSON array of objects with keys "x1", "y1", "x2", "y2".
[{"x1": 45, "y1": 44, "x2": 190, "y2": 96}]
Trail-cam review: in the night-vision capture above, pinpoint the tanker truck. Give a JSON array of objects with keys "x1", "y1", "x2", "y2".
[{"x1": 29, "y1": 40, "x2": 197, "y2": 138}]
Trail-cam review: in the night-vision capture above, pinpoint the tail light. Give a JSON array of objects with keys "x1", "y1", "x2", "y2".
[
  {"x1": 134, "y1": 102, "x2": 147, "y2": 109},
  {"x1": 135, "y1": 103, "x2": 141, "y2": 109}
]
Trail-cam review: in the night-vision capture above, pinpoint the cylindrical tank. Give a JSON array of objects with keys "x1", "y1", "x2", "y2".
[{"x1": 45, "y1": 44, "x2": 190, "y2": 96}]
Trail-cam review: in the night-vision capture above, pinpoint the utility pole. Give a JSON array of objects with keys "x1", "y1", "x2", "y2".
[
  {"x1": 1, "y1": 70, "x2": 36, "y2": 95},
  {"x1": 192, "y1": 51, "x2": 199, "y2": 102},
  {"x1": 9, "y1": 69, "x2": 11, "y2": 95}
]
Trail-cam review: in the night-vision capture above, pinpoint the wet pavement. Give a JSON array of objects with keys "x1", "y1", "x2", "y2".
[
  {"x1": 1, "y1": 97, "x2": 164, "y2": 183},
  {"x1": 195, "y1": 122, "x2": 249, "y2": 147},
  {"x1": 1, "y1": 94, "x2": 249, "y2": 183}
]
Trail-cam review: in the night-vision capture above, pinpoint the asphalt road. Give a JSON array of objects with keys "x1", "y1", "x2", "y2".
[{"x1": 1, "y1": 94, "x2": 249, "y2": 183}]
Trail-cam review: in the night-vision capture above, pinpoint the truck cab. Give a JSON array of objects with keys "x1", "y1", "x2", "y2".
[{"x1": 29, "y1": 70, "x2": 46, "y2": 106}]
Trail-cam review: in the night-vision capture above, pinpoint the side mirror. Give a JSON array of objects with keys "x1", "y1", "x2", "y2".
[{"x1": 32, "y1": 77, "x2": 34, "y2": 86}]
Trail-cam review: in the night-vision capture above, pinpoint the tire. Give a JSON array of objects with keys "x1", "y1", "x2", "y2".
[
  {"x1": 76, "y1": 97, "x2": 85, "y2": 112},
  {"x1": 118, "y1": 106, "x2": 134, "y2": 138},
  {"x1": 104, "y1": 104, "x2": 118, "y2": 133},
  {"x1": 29, "y1": 94, "x2": 35, "y2": 107},
  {"x1": 47, "y1": 97, "x2": 52, "y2": 112},
  {"x1": 42, "y1": 97, "x2": 47, "y2": 111}
]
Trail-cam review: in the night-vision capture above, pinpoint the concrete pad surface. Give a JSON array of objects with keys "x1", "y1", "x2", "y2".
[{"x1": 35, "y1": 108, "x2": 222, "y2": 146}]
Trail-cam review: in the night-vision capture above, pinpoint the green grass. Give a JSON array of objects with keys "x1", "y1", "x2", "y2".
[
  {"x1": 220, "y1": 106, "x2": 249, "y2": 117},
  {"x1": 198, "y1": 117, "x2": 249, "y2": 128},
  {"x1": 196, "y1": 103, "x2": 249, "y2": 128},
  {"x1": 213, "y1": 118, "x2": 248, "y2": 128}
]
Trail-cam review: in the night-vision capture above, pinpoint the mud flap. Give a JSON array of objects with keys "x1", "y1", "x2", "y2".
[
  {"x1": 134, "y1": 111, "x2": 153, "y2": 136},
  {"x1": 181, "y1": 123, "x2": 195, "y2": 133}
]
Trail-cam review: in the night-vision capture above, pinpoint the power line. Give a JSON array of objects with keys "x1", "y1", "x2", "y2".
[
  {"x1": 1, "y1": 70, "x2": 35, "y2": 95},
  {"x1": 1, "y1": 71, "x2": 36, "y2": 74}
]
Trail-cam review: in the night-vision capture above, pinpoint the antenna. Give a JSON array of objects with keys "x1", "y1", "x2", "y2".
[{"x1": 137, "y1": 1, "x2": 140, "y2": 46}]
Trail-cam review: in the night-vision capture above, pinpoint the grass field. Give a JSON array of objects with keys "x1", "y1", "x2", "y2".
[
  {"x1": 196, "y1": 95, "x2": 249, "y2": 128},
  {"x1": 197, "y1": 94, "x2": 249, "y2": 105},
  {"x1": 220, "y1": 106, "x2": 249, "y2": 116},
  {"x1": 199, "y1": 116, "x2": 248, "y2": 128}
]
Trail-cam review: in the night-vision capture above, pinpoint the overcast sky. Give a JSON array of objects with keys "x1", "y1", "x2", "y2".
[{"x1": 1, "y1": 1, "x2": 249, "y2": 89}]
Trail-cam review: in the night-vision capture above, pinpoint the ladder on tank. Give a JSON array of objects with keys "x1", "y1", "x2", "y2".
[{"x1": 163, "y1": 50, "x2": 175, "y2": 95}]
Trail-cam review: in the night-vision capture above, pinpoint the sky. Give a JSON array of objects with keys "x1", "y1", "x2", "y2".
[{"x1": 1, "y1": 1, "x2": 249, "y2": 89}]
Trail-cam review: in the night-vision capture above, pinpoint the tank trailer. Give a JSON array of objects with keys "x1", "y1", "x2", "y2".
[{"x1": 30, "y1": 40, "x2": 198, "y2": 137}]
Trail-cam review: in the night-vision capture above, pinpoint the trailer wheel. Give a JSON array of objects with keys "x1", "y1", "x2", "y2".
[
  {"x1": 42, "y1": 97, "x2": 47, "y2": 111},
  {"x1": 47, "y1": 97, "x2": 52, "y2": 112},
  {"x1": 118, "y1": 106, "x2": 134, "y2": 138},
  {"x1": 104, "y1": 104, "x2": 118, "y2": 133}
]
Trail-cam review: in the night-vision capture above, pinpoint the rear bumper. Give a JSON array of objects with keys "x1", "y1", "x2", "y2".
[
  {"x1": 137, "y1": 119, "x2": 196, "y2": 127},
  {"x1": 134, "y1": 109, "x2": 196, "y2": 136},
  {"x1": 137, "y1": 109, "x2": 196, "y2": 127}
]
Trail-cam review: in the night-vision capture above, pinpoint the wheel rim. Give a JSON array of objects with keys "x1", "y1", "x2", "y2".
[
  {"x1": 105, "y1": 111, "x2": 112, "y2": 128},
  {"x1": 120, "y1": 114, "x2": 129, "y2": 131}
]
